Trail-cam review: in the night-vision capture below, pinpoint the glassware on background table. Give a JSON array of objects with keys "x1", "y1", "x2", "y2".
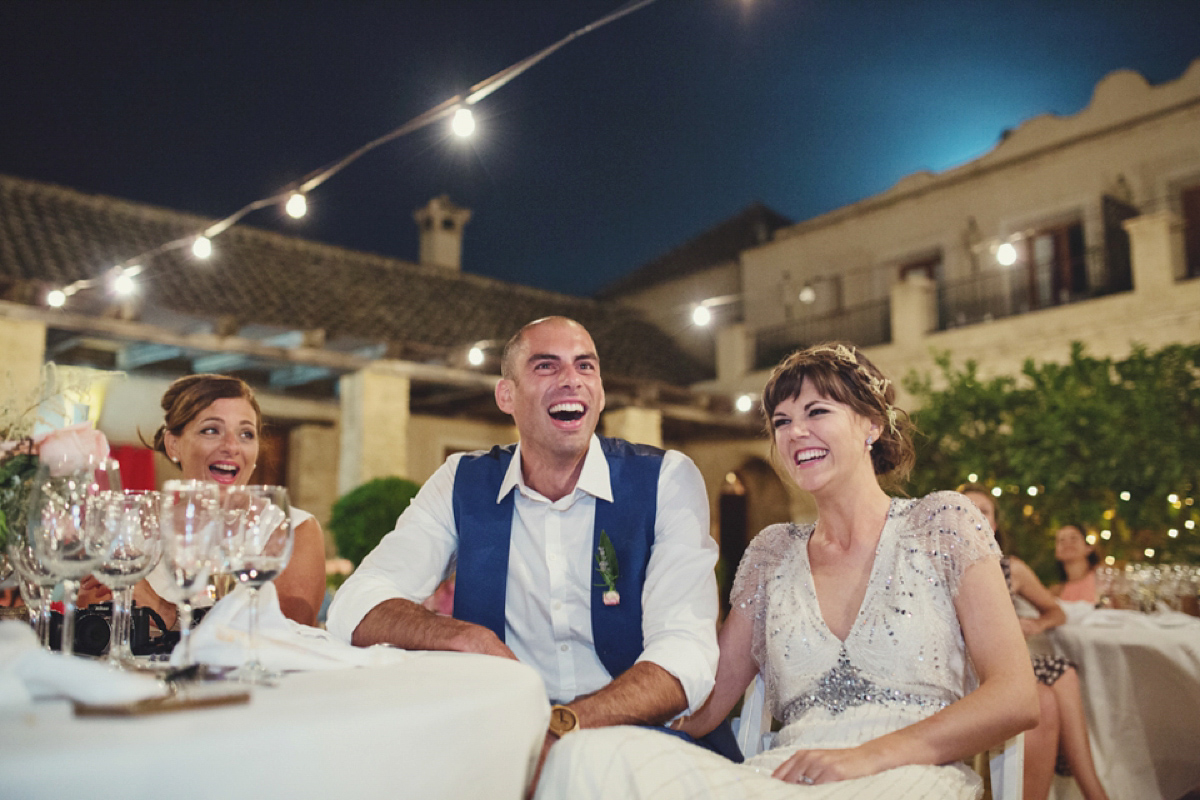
[
  {"x1": 27, "y1": 455, "x2": 121, "y2": 656},
  {"x1": 219, "y1": 485, "x2": 294, "y2": 684},
  {"x1": 94, "y1": 489, "x2": 162, "y2": 666},
  {"x1": 158, "y1": 480, "x2": 220, "y2": 669}
]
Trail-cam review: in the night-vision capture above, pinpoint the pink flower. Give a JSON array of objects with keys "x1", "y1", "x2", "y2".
[
  {"x1": 34, "y1": 423, "x2": 110, "y2": 476},
  {"x1": 602, "y1": 590, "x2": 620, "y2": 606}
]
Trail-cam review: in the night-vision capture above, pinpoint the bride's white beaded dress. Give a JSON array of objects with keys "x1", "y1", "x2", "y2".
[{"x1": 536, "y1": 492, "x2": 999, "y2": 800}]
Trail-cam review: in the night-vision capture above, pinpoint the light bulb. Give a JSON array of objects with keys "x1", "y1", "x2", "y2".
[
  {"x1": 113, "y1": 272, "x2": 136, "y2": 296},
  {"x1": 996, "y1": 242, "x2": 1017, "y2": 266},
  {"x1": 467, "y1": 346, "x2": 485, "y2": 366},
  {"x1": 451, "y1": 107, "x2": 476, "y2": 138},
  {"x1": 735, "y1": 394, "x2": 753, "y2": 413},
  {"x1": 285, "y1": 192, "x2": 308, "y2": 219},
  {"x1": 47, "y1": 289, "x2": 66, "y2": 308},
  {"x1": 192, "y1": 236, "x2": 213, "y2": 259},
  {"x1": 798, "y1": 285, "x2": 816, "y2": 304},
  {"x1": 692, "y1": 305, "x2": 712, "y2": 327},
  {"x1": 991, "y1": 486, "x2": 1002, "y2": 497}
]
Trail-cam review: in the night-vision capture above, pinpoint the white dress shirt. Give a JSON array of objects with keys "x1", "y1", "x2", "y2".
[{"x1": 326, "y1": 435, "x2": 719, "y2": 712}]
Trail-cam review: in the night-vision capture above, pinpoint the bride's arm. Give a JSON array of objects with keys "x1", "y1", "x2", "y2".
[
  {"x1": 675, "y1": 609, "x2": 758, "y2": 738},
  {"x1": 773, "y1": 558, "x2": 1038, "y2": 785}
]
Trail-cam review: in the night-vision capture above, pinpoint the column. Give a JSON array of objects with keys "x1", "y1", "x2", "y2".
[
  {"x1": 338, "y1": 365, "x2": 410, "y2": 495},
  {"x1": 715, "y1": 323, "x2": 752, "y2": 388},
  {"x1": 288, "y1": 423, "x2": 340, "y2": 555},
  {"x1": 1124, "y1": 211, "x2": 1186, "y2": 295},
  {"x1": 0, "y1": 316, "x2": 46, "y2": 404},
  {"x1": 889, "y1": 272, "x2": 937, "y2": 349},
  {"x1": 602, "y1": 407, "x2": 663, "y2": 449}
]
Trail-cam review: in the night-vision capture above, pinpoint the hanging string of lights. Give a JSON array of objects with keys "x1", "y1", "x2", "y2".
[{"x1": 45, "y1": 0, "x2": 660, "y2": 309}]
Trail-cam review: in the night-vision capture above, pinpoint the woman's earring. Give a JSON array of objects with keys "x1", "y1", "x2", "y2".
[{"x1": 866, "y1": 436, "x2": 875, "y2": 452}]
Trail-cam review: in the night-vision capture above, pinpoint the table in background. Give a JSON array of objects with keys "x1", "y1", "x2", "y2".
[
  {"x1": 1052, "y1": 613, "x2": 1200, "y2": 800},
  {"x1": 0, "y1": 651, "x2": 550, "y2": 799}
]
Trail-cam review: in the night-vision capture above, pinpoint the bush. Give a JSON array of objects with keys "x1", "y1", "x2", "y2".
[{"x1": 329, "y1": 476, "x2": 421, "y2": 567}]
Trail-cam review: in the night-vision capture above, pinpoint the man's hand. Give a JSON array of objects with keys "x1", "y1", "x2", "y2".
[
  {"x1": 77, "y1": 575, "x2": 112, "y2": 607},
  {"x1": 447, "y1": 623, "x2": 519, "y2": 660},
  {"x1": 352, "y1": 597, "x2": 518, "y2": 660}
]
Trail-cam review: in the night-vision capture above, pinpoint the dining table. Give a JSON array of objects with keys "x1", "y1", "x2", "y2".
[
  {"x1": 1050, "y1": 608, "x2": 1200, "y2": 800},
  {"x1": 0, "y1": 650, "x2": 551, "y2": 799}
]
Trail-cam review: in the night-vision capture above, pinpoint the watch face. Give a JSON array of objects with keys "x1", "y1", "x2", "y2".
[
  {"x1": 552, "y1": 708, "x2": 571, "y2": 726},
  {"x1": 550, "y1": 705, "x2": 577, "y2": 733}
]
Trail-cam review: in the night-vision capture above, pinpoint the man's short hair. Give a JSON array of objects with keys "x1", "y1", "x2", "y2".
[{"x1": 500, "y1": 316, "x2": 584, "y2": 381}]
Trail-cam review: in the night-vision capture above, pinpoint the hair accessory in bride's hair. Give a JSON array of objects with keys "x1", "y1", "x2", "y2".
[{"x1": 808, "y1": 344, "x2": 898, "y2": 435}]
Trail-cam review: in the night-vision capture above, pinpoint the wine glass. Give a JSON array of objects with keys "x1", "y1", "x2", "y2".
[
  {"x1": 94, "y1": 489, "x2": 162, "y2": 666},
  {"x1": 27, "y1": 455, "x2": 121, "y2": 656},
  {"x1": 219, "y1": 485, "x2": 294, "y2": 684},
  {"x1": 7, "y1": 530, "x2": 60, "y2": 648},
  {"x1": 158, "y1": 480, "x2": 220, "y2": 669}
]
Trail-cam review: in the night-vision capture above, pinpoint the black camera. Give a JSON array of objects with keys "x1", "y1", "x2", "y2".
[{"x1": 48, "y1": 602, "x2": 181, "y2": 656}]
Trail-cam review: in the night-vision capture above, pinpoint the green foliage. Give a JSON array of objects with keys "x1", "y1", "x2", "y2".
[
  {"x1": 328, "y1": 476, "x2": 421, "y2": 567},
  {"x1": 904, "y1": 342, "x2": 1200, "y2": 578}
]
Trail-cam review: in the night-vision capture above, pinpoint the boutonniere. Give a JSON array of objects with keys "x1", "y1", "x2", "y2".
[{"x1": 594, "y1": 530, "x2": 620, "y2": 606}]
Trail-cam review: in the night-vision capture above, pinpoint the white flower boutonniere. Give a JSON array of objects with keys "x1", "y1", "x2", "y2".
[{"x1": 594, "y1": 530, "x2": 620, "y2": 606}]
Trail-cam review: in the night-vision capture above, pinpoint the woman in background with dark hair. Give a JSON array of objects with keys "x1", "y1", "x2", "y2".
[
  {"x1": 137, "y1": 374, "x2": 326, "y2": 627},
  {"x1": 1051, "y1": 525, "x2": 1101, "y2": 604},
  {"x1": 960, "y1": 488, "x2": 1109, "y2": 800}
]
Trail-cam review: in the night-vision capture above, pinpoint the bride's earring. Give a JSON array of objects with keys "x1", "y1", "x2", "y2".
[{"x1": 866, "y1": 436, "x2": 875, "y2": 452}]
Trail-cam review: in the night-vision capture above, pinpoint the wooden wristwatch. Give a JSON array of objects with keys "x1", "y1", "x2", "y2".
[{"x1": 548, "y1": 704, "x2": 580, "y2": 738}]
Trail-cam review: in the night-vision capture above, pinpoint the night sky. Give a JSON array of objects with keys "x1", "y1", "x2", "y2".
[{"x1": 3, "y1": 0, "x2": 1199, "y2": 297}]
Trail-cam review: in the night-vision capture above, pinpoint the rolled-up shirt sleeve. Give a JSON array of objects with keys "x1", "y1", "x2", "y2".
[
  {"x1": 325, "y1": 456, "x2": 462, "y2": 643},
  {"x1": 635, "y1": 450, "x2": 719, "y2": 714}
]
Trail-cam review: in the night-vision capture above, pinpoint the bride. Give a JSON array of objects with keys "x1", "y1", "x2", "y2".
[{"x1": 535, "y1": 344, "x2": 1037, "y2": 799}]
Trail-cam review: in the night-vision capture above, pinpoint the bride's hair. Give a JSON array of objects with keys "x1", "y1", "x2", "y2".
[{"x1": 761, "y1": 342, "x2": 915, "y2": 484}]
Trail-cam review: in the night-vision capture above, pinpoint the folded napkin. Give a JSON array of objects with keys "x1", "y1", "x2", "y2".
[
  {"x1": 177, "y1": 583, "x2": 409, "y2": 671},
  {"x1": 0, "y1": 620, "x2": 167, "y2": 707}
]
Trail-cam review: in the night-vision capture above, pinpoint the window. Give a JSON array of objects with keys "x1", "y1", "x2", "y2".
[
  {"x1": 1182, "y1": 183, "x2": 1200, "y2": 279},
  {"x1": 1016, "y1": 221, "x2": 1086, "y2": 311}
]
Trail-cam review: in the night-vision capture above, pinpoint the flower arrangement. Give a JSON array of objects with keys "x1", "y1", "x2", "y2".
[
  {"x1": 594, "y1": 530, "x2": 620, "y2": 606},
  {"x1": 0, "y1": 364, "x2": 111, "y2": 554}
]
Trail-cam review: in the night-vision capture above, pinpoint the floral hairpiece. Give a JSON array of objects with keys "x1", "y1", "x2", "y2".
[{"x1": 807, "y1": 344, "x2": 899, "y2": 435}]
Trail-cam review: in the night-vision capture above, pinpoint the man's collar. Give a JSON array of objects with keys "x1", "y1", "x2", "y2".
[{"x1": 496, "y1": 435, "x2": 613, "y2": 503}]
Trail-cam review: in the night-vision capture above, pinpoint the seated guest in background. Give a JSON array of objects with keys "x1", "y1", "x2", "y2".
[
  {"x1": 535, "y1": 343, "x2": 1038, "y2": 799},
  {"x1": 1050, "y1": 524, "x2": 1100, "y2": 604},
  {"x1": 326, "y1": 317, "x2": 726, "y2": 786},
  {"x1": 961, "y1": 486, "x2": 1110, "y2": 800},
  {"x1": 84, "y1": 374, "x2": 327, "y2": 627}
]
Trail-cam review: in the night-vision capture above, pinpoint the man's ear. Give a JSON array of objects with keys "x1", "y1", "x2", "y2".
[{"x1": 495, "y1": 379, "x2": 515, "y2": 415}]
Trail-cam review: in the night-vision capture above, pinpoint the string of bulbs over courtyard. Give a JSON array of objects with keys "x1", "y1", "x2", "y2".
[{"x1": 41, "y1": 0, "x2": 659, "y2": 309}]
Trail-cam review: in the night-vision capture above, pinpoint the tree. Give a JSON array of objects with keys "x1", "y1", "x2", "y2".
[
  {"x1": 904, "y1": 342, "x2": 1200, "y2": 579},
  {"x1": 329, "y1": 476, "x2": 421, "y2": 567}
]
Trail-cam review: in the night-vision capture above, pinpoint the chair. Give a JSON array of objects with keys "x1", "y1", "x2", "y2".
[{"x1": 732, "y1": 675, "x2": 1025, "y2": 800}]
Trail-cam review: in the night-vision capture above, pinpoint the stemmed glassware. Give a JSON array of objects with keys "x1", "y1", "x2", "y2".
[
  {"x1": 158, "y1": 480, "x2": 220, "y2": 669},
  {"x1": 218, "y1": 485, "x2": 294, "y2": 684},
  {"x1": 94, "y1": 489, "x2": 162, "y2": 666},
  {"x1": 27, "y1": 455, "x2": 122, "y2": 656},
  {"x1": 6, "y1": 528, "x2": 60, "y2": 648}
]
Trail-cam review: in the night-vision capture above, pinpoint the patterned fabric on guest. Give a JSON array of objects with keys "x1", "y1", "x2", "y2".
[{"x1": 1000, "y1": 557, "x2": 1076, "y2": 688}]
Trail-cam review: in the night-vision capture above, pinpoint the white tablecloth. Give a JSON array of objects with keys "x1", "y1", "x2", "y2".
[
  {"x1": 0, "y1": 651, "x2": 550, "y2": 799},
  {"x1": 1052, "y1": 611, "x2": 1200, "y2": 800}
]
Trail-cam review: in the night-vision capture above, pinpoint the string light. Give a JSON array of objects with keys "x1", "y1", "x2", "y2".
[
  {"x1": 692, "y1": 305, "x2": 712, "y2": 326},
  {"x1": 967, "y1": 473, "x2": 978, "y2": 483},
  {"x1": 191, "y1": 236, "x2": 213, "y2": 259},
  {"x1": 39, "y1": 0, "x2": 661, "y2": 308},
  {"x1": 990, "y1": 486, "x2": 1002, "y2": 497},
  {"x1": 995, "y1": 242, "x2": 1018, "y2": 266},
  {"x1": 467, "y1": 346, "x2": 485, "y2": 366},
  {"x1": 735, "y1": 394, "x2": 754, "y2": 413},
  {"x1": 451, "y1": 107, "x2": 476, "y2": 138},
  {"x1": 112, "y1": 271, "x2": 137, "y2": 297},
  {"x1": 285, "y1": 192, "x2": 308, "y2": 219}
]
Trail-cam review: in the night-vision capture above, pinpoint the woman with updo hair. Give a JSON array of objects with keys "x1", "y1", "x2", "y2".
[
  {"x1": 136, "y1": 374, "x2": 326, "y2": 627},
  {"x1": 536, "y1": 343, "x2": 1037, "y2": 800}
]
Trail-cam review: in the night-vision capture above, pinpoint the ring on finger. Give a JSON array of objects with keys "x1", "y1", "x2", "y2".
[{"x1": 800, "y1": 775, "x2": 815, "y2": 785}]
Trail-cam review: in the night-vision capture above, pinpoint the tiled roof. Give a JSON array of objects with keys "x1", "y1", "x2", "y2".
[
  {"x1": 0, "y1": 174, "x2": 707, "y2": 386},
  {"x1": 594, "y1": 202, "x2": 791, "y2": 299}
]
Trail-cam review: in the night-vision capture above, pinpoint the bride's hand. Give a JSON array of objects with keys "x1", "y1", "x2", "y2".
[{"x1": 771, "y1": 745, "x2": 886, "y2": 785}]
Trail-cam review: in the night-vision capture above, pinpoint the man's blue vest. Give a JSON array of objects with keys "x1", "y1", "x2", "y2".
[{"x1": 450, "y1": 436, "x2": 664, "y2": 679}]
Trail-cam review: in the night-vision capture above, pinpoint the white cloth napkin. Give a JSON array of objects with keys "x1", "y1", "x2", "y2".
[
  {"x1": 177, "y1": 583, "x2": 409, "y2": 671},
  {"x1": 0, "y1": 620, "x2": 167, "y2": 707}
]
